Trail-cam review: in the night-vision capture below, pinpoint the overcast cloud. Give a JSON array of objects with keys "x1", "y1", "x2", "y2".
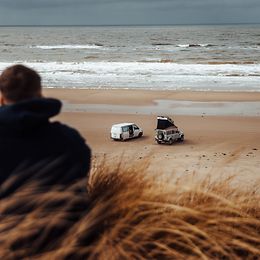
[{"x1": 0, "y1": 0, "x2": 259, "y2": 25}]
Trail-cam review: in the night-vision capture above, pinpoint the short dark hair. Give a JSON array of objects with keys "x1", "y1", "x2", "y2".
[{"x1": 0, "y1": 64, "x2": 41, "y2": 102}]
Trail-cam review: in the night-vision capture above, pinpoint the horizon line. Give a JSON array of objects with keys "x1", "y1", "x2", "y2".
[{"x1": 0, "y1": 22, "x2": 260, "y2": 27}]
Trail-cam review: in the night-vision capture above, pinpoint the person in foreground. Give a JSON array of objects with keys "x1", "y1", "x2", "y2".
[{"x1": 0, "y1": 64, "x2": 91, "y2": 186}]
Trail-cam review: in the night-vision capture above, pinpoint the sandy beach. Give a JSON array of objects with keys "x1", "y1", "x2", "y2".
[{"x1": 43, "y1": 89, "x2": 260, "y2": 186}]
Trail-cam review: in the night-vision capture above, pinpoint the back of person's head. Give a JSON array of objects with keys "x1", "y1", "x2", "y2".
[{"x1": 0, "y1": 64, "x2": 42, "y2": 103}]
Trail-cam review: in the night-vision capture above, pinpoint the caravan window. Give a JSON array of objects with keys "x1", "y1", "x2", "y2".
[{"x1": 122, "y1": 126, "x2": 129, "y2": 132}]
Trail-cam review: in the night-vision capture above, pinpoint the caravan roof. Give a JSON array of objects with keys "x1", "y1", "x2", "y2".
[
  {"x1": 156, "y1": 116, "x2": 177, "y2": 130},
  {"x1": 112, "y1": 123, "x2": 134, "y2": 128}
]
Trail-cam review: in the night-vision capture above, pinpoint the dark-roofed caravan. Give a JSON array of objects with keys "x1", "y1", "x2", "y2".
[{"x1": 155, "y1": 116, "x2": 184, "y2": 145}]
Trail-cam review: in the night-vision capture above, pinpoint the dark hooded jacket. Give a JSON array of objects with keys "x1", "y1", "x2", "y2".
[{"x1": 0, "y1": 98, "x2": 91, "y2": 186}]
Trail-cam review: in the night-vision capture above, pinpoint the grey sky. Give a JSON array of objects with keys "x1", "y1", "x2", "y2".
[{"x1": 0, "y1": 0, "x2": 259, "y2": 25}]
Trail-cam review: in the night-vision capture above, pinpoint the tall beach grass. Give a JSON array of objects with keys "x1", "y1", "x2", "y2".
[{"x1": 0, "y1": 157, "x2": 259, "y2": 259}]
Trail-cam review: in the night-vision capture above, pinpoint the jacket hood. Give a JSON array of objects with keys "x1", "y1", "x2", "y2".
[{"x1": 0, "y1": 98, "x2": 62, "y2": 132}]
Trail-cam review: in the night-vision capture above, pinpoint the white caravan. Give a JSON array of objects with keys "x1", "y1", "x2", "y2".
[{"x1": 111, "y1": 123, "x2": 143, "y2": 141}]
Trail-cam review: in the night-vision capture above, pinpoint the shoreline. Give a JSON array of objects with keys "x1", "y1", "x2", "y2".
[
  {"x1": 43, "y1": 88, "x2": 260, "y2": 104},
  {"x1": 44, "y1": 88, "x2": 260, "y2": 117},
  {"x1": 61, "y1": 100, "x2": 260, "y2": 117}
]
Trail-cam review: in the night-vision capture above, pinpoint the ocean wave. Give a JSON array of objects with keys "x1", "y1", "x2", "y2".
[
  {"x1": 151, "y1": 43, "x2": 173, "y2": 46},
  {"x1": 84, "y1": 55, "x2": 99, "y2": 60},
  {"x1": 1, "y1": 61, "x2": 259, "y2": 75},
  {"x1": 223, "y1": 73, "x2": 260, "y2": 77},
  {"x1": 140, "y1": 59, "x2": 175, "y2": 63},
  {"x1": 177, "y1": 44, "x2": 215, "y2": 48},
  {"x1": 3, "y1": 43, "x2": 18, "y2": 47},
  {"x1": 0, "y1": 61, "x2": 260, "y2": 90},
  {"x1": 208, "y1": 61, "x2": 255, "y2": 65},
  {"x1": 30, "y1": 44, "x2": 103, "y2": 50}
]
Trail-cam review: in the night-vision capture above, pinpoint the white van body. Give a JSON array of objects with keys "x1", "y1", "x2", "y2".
[{"x1": 111, "y1": 123, "x2": 143, "y2": 141}]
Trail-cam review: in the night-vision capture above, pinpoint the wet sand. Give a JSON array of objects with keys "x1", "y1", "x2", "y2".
[{"x1": 44, "y1": 88, "x2": 260, "y2": 186}]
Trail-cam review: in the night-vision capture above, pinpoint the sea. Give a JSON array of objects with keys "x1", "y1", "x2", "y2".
[{"x1": 0, "y1": 24, "x2": 260, "y2": 91}]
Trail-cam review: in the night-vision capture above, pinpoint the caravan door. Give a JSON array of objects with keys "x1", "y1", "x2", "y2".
[
  {"x1": 122, "y1": 125, "x2": 130, "y2": 140},
  {"x1": 128, "y1": 125, "x2": 134, "y2": 138},
  {"x1": 133, "y1": 124, "x2": 140, "y2": 137}
]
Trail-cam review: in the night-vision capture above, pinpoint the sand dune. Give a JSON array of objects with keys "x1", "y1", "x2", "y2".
[{"x1": 0, "y1": 159, "x2": 259, "y2": 259}]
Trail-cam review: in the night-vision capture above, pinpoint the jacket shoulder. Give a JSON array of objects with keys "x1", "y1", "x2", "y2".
[{"x1": 50, "y1": 121, "x2": 91, "y2": 170}]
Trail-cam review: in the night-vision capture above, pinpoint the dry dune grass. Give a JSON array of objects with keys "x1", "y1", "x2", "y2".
[{"x1": 0, "y1": 157, "x2": 259, "y2": 259}]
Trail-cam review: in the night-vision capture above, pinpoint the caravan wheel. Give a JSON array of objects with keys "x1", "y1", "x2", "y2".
[
  {"x1": 158, "y1": 133, "x2": 164, "y2": 140},
  {"x1": 179, "y1": 135, "x2": 184, "y2": 142}
]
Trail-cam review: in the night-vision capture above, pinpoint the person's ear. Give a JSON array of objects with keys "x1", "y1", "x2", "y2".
[
  {"x1": 0, "y1": 95, "x2": 4, "y2": 106},
  {"x1": 0, "y1": 94, "x2": 8, "y2": 106}
]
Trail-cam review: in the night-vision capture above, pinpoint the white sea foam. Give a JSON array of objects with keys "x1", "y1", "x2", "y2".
[{"x1": 0, "y1": 62, "x2": 259, "y2": 90}]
